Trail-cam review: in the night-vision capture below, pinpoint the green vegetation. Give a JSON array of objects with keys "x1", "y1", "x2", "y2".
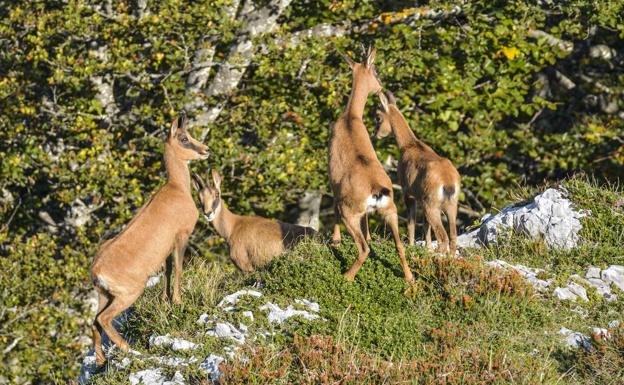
[
  {"x1": 86, "y1": 178, "x2": 624, "y2": 385},
  {"x1": 0, "y1": 0, "x2": 622, "y2": 383}
]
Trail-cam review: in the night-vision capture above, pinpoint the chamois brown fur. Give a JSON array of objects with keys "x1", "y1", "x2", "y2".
[
  {"x1": 194, "y1": 171, "x2": 316, "y2": 272},
  {"x1": 90, "y1": 116, "x2": 209, "y2": 366},
  {"x1": 376, "y1": 91, "x2": 461, "y2": 254},
  {"x1": 329, "y1": 47, "x2": 414, "y2": 283}
]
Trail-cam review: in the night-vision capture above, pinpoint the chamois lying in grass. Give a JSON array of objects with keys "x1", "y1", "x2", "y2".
[
  {"x1": 376, "y1": 91, "x2": 460, "y2": 255},
  {"x1": 193, "y1": 171, "x2": 317, "y2": 272}
]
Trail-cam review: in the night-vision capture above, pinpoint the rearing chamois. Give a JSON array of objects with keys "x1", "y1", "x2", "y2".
[
  {"x1": 329, "y1": 47, "x2": 414, "y2": 283},
  {"x1": 90, "y1": 115, "x2": 209, "y2": 366},
  {"x1": 376, "y1": 91, "x2": 460, "y2": 255}
]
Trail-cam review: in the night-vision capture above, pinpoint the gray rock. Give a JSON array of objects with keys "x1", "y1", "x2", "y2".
[
  {"x1": 559, "y1": 327, "x2": 591, "y2": 350},
  {"x1": 601, "y1": 265, "x2": 624, "y2": 292},
  {"x1": 586, "y1": 267, "x2": 601, "y2": 279},
  {"x1": 199, "y1": 354, "x2": 225, "y2": 383},
  {"x1": 457, "y1": 188, "x2": 588, "y2": 250},
  {"x1": 554, "y1": 287, "x2": 579, "y2": 301},
  {"x1": 567, "y1": 282, "x2": 588, "y2": 302}
]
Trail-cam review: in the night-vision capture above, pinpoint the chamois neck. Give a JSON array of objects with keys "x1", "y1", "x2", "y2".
[
  {"x1": 164, "y1": 142, "x2": 191, "y2": 192},
  {"x1": 212, "y1": 203, "x2": 238, "y2": 241},
  {"x1": 344, "y1": 78, "x2": 371, "y2": 119},
  {"x1": 389, "y1": 107, "x2": 419, "y2": 151}
]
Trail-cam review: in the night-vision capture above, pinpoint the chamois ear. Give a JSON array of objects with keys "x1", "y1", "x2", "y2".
[
  {"x1": 365, "y1": 46, "x2": 376, "y2": 69},
  {"x1": 169, "y1": 117, "x2": 179, "y2": 138},
  {"x1": 378, "y1": 91, "x2": 389, "y2": 112},
  {"x1": 341, "y1": 53, "x2": 355, "y2": 69},
  {"x1": 178, "y1": 112, "x2": 188, "y2": 132},
  {"x1": 191, "y1": 173, "x2": 204, "y2": 191},
  {"x1": 211, "y1": 169, "x2": 222, "y2": 190},
  {"x1": 385, "y1": 90, "x2": 397, "y2": 106}
]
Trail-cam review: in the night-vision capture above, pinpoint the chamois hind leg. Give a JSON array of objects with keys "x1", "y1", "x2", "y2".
[
  {"x1": 162, "y1": 256, "x2": 172, "y2": 303},
  {"x1": 360, "y1": 214, "x2": 371, "y2": 242},
  {"x1": 424, "y1": 221, "x2": 433, "y2": 251},
  {"x1": 331, "y1": 205, "x2": 342, "y2": 246},
  {"x1": 424, "y1": 205, "x2": 449, "y2": 254},
  {"x1": 444, "y1": 200, "x2": 458, "y2": 256},
  {"x1": 342, "y1": 212, "x2": 370, "y2": 281},
  {"x1": 380, "y1": 203, "x2": 414, "y2": 283},
  {"x1": 172, "y1": 235, "x2": 189, "y2": 305},
  {"x1": 95, "y1": 288, "x2": 142, "y2": 355},
  {"x1": 406, "y1": 200, "x2": 417, "y2": 246},
  {"x1": 92, "y1": 287, "x2": 111, "y2": 367}
]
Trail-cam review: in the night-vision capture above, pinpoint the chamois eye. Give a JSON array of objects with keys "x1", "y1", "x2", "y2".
[{"x1": 180, "y1": 136, "x2": 189, "y2": 144}]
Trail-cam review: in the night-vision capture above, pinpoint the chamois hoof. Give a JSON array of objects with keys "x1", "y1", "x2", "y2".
[
  {"x1": 331, "y1": 239, "x2": 342, "y2": 247},
  {"x1": 172, "y1": 296, "x2": 182, "y2": 305},
  {"x1": 343, "y1": 272, "x2": 355, "y2": 282}
]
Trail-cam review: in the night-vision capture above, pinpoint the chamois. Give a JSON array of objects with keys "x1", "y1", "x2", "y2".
[
  {"x1": 376, "y1": 91, "x2": 460, "y2": 254},
  {"x1": 193, "y1": 170, "x2": 317, "y2": 272},
  {"x1": 90, "y1": 116, "x2": 209, "y2": 366},
  {"x1": 329, "y1": 47, "x2": 414, "y2": 283}
]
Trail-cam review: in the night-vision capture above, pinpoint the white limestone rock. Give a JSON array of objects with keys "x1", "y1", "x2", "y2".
[
  {"x1": 559, "y1": 327, "x2": 591, "y2": 350},
  {"x1": 457, "y1": 188, "x2": 588, "y2": 250},
  {"x1": 601, "y1": 265, "x2": 624, "y2": 292},
  {"x1": 217, "y1": 290, "x2": 262, "y2": 307},
  {"x1": 206, "y1": 322, "x2": 247, "y2": 344},
  {"x1": 199, "y1": 354, "x2": 225, "y2": 383},
  {"x1": 258, "y1": 302, "x2": 320, "y2": 324},
  {"x1": 129, "y1": 369, "x2": 185, "y2": 385},
  {"x1": 486, "y1": 259, "x2": 552, "y2": 292},
  {"x1": 149, "y1": 334, "x2": 198, "y2": 351}
]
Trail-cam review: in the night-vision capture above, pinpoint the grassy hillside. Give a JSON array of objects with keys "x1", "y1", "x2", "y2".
[{"x1": 87, "y1": 178, "x2": 624, "y2": 384}]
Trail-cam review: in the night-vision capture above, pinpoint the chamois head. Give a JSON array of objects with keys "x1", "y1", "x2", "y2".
[
  {"x1": 192, "y1": 170, "x2": 222, "y2": 221},
  {"x1": 342, "y1": 46, "x2": 382, "y2": 95},
  {"x1": 167, "y1": 115, "x2": 210, "y2": 161},
  {"x1": 375, "y1": 91, "x2": 396, "y2": 139}
]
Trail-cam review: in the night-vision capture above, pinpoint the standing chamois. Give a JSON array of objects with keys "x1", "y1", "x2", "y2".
[
  {"x1": 329, "y1": 47, "x2": 414, "y2": 283},
  {"x1": 376, "y1": 91, "x2": 460, "y2": 254},
  {"x1": 90, "y1": 115, "x2": 209, "y2": 366},
  {"x1": 193, "y1": 170, "x2": 316, "y2": 272}
]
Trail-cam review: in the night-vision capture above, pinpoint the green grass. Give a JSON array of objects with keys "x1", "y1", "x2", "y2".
[{"x1": 89, "y1": 178, "x2": 624, "y2": 384}]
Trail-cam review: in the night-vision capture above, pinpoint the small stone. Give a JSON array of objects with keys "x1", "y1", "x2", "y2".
[
  {"x1": 567, "y1": 282, "x2": 588, "y2": 302},
  {"x1": 554, "y1": 287, "x2": 578, "y2": 301},
  {"x1": 199, "y1": 354, "x2": 224, "y2": 382},
  {"x1": 601, "y1": 265, "x2": 624, "y2": 292},
  {"x1": 608, "y1": 320, "x2": 620, "y2": 328},
  {"x1": 586, "y1": 267, "x2": 601, "y2": 279},
  {"x1": 149, "y1": 334, "x2": 198, "y2": 351}
]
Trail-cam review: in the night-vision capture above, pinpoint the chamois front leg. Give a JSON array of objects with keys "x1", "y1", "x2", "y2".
[
  {"x1": 380, "y1": 203, "x2": 414, "y2": 283},
  {"x1": 331, "y1": 205, "x2": 342, "y2": 246},
  {"x1": 342, "y1": 212, "x2": 370, "y2": 281},
  {"x1": 172, "y1": 235, "x2": 189, "y2": 305},
  {"x1": 162, "y1": 256, "x2": 172, "y2": 303}
]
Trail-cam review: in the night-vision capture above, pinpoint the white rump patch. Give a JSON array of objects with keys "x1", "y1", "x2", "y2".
[
  {"x1": 94, "y1": 275, "x2": 110, "y2": 291},
  {"x1": 366, "y1": 194, "x2": 390, "y2": 213}
]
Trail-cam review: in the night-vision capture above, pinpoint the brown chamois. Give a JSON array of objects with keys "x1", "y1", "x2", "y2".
[
  {"x1": 90, "y1": 116, "x2": 209, "y2": 366},
  {"x1": 193, "y1": 170, "x2": 317, "y2": 272},
  {"x1": 329, "y1": 47, "x2": 414, "y2": 283},
  {"x1": 376, "y1": 91, "x2": 460, "y2": 254}
]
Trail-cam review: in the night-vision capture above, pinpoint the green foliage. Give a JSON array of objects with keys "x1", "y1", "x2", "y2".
[{"x1": 0, "y1": 0, "x2": 623, "y2": 382}]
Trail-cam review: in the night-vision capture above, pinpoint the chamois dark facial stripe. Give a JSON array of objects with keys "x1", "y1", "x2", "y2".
[
  {"x1": 356, "y1": 154, "x2": 370, "y2": 165},
  {"x1": 178, "y1": 134, "x2": 205, "y2": 154}
]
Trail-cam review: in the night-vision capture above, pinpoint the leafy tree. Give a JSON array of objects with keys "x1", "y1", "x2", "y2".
[{"x1": 0, "y1": 0, "x2": 622, "y2": 382}]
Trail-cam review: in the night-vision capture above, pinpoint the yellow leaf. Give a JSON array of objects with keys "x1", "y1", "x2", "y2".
[{"x1": 499, "y1": 46, "x2": 520, "y2": 60}]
